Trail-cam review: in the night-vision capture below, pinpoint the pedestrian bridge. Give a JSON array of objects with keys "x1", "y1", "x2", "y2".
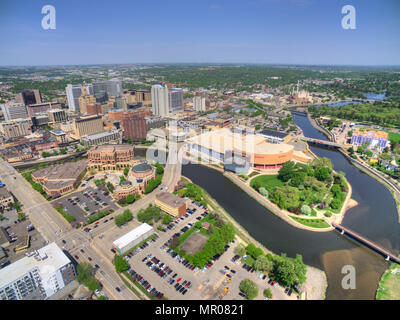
[
  {"x1": 302, "y1": 137, "x2": 345, "y2": 149},
  {"x1": 332, "y1": 223, "x2": 400, "y2": 264}
]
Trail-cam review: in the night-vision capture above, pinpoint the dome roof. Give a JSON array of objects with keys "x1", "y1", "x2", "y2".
[{"x1": 132, "y1": 162, "x2": 152, "y2": 172}]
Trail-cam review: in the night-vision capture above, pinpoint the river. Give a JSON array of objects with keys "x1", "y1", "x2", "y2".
[{"x1": 176, "y1": 115, "x2": 400, "y2": 300}]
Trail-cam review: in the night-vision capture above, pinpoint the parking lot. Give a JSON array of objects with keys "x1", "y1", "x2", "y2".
[
  {"x1": 0, "y1": 218, "x2": 46, "y2": 266},
  {"x1": 115, "y1": 201, "x2": 241, "y2": 300},
  {"x1": 119, "y1": 200, "x2": 299, "y2": 300},
  {"x1": 52, "y1": 186, "x2": 118, "y2": 224}
]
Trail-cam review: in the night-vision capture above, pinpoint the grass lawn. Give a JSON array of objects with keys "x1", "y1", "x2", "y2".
[
  {"x1": 250, "y1": 174, "x2": 285, "y2": 189},
  {"x1": 388, "y1": 132, "x2": 400, "y2": 146},
  {"x1": 290, "y1": 216, "x2": 331, "y2": 229},
  {"x1": 376, "y1": 263, "x2": 400, "y2": 300}
]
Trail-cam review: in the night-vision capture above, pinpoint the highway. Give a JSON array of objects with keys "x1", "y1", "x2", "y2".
[{"x1": 0, "y1": 144, "x2": 183, "y2": 300}]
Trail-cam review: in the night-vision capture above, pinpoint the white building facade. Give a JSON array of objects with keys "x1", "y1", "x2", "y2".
[{"x1": 0, "y1": 243, "x2": 76, "y2": 300}]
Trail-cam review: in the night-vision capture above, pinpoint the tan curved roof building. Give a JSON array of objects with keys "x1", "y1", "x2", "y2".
[{"x1": 188, "y1": 128, "x2": 311, "y2": 168}]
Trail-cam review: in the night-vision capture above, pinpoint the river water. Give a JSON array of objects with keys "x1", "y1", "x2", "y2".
[{"x1": 177, "y1": 115, "x2": 400, "y2": 300}]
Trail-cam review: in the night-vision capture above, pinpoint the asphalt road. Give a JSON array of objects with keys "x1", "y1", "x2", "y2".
[{"x1": 0, "y1": 149, "x2": 183, "y2": 300}]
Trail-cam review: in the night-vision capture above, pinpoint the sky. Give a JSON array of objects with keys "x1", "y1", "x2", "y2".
[{"x1": 0, "y1": 0, "x2": 399, "y2": 66}]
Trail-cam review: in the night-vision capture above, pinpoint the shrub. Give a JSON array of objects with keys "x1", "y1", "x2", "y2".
[
  {"x1": 301, "y1": 204, "x2": 311, "y2": 216},
  {"x1": 259, "y1": 187, "x2": 268, "y2": 198}
]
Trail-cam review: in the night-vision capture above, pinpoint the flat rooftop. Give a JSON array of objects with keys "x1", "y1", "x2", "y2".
[
  {"x1": 188, "y1": 128, "x2": 293, "y2": 156},
  {"x1": 156, "y1": 192, "x2": 187, "y2": 208},
  {"x1": 0, "y1": 186, "x2": 12, "y2": 200},
  {"x1": 0, "y1": 242, "x2": 71, "y2": 289},
  {"x1": 113, "y1": 223, "x2": 153, "y2": 249},
  {"x1": 31, "y1": 159, "x2": 88, "y2": 181}
]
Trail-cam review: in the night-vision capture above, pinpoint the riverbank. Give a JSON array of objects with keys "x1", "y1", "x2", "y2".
[
  {"x1": 181, "y1": 175, "x2": 328, "y2": 300},
  {"x1": 183, "y1": 152, "x2": 354, "y2": 232},
  {"x1": 376, "y1": 262, "x2": 400, "y2": 300},
  {"x1": 307, "y1": 112, "x2": 400, "y2": 223}
]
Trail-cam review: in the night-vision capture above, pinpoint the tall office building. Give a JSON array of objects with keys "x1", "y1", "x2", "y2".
[
  {"x1": 1, "y1": 102, "x2": 29, "y2": 121},
  {"x1": 65, "y1": 83, "x2": 94, "y2": 112},
  {"x1": 151, "y1": 83, "x2": 170, "y2": 116},
  {"x1": 66, "y1": 84, "x2": 83, "y2": 112},
  {"x1": 18, "y1": 90, "x2": 42, "y2": 106},
  {"x1": 93, "y1": 79, "x2": 122, "y2": 98},
  {"x1": 26, "y1": 102, "x2": 61, "y2": 118},
  {"x1": 47, "y1": 109, "x2": 67, "y2": 123},
  {"x1": 168, "y1": 89, "x2": 184, "y2": 113},
  {"x1": 0, "y1": 243, "x2": 76, "y2": 300}
]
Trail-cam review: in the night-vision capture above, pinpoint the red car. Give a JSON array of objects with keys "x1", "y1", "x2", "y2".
[
  {"x1": 95, "y1": 222, "x2": 99, "y2": 225},
  {"x1": 177, "y1": 278, "x2": 182, "y2": 282}
]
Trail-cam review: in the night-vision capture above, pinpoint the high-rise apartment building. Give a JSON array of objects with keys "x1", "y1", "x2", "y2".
[
  {"x1": 18, "y1": 90, "x2": 42, "y2": 106},
  {"x1": 122, "y1": 113, "x2": 147, "y2": 141},
  {"x1": 151, "y1": 83, "x2": 170, "y2": 116},
  {"x1": 1, "y1": 102, "x2": 29, "y2": 121},
  {"x1": 193, "y1": 95, "x2": 206, "y2": 112},
  {"x1": 0, "y1": 243, "x2": 76, "y2": 300},
  {"x1": 151, "y1": 84, "x2": 184, "y2": 116}
]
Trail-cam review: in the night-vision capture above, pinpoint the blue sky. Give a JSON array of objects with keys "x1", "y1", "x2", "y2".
[{"x1": 0, "y1": 0, "x2": 399, "y2": 66}]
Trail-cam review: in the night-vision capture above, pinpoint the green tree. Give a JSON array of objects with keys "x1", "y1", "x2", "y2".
[
  {"x1": 263, "y1": 288, "x2": 273, "y2": 299},
  {"x1": 18, "y1": 212, "x2": 26, "y2": 221},
  {"x1": 254, "y1": 255, "x2": 273, "y2": 272},
  {"x1": 123, "y1": 166, "x2": 130, "y2": 176},
  {"x1": 126, "y1": 194, "x2": 135, "y2": 204},
  {"x1": 114, "y1": 255, "x2": 129, "y2": 273},
  {"x1": 301, "y1": 204, "x2": 311, "y2": 216},
  {"x1": 13, "y1": 201, "x2": 21, "y2": 212},
  {"x1": 122, "y1": 209, "x2": 133, "y2": 222},
  {"x1": 239, "y1": 279, "x2": 259, "y2": 300},
  {"x1": 162, "y1": 214, "x2": 173, "y2": 225},
  {"x1": 272, "y1": 254, "x2": 307, "y2": 287}
]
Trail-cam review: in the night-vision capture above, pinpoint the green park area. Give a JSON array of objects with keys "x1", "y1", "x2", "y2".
[
  {"x1": 250, "y1": 157, "x2": 349, "y2": 217},
  {"x1": 169, "y1": 212, "x2": 235, "y2": 268},
  {"x1": 235, "y1": 242, "x2": 307, "y2": 299},
  {"x1": 376, "y1": 263, "x2": 400, "y2": 300},
  {"x1": 174, "y1": 182, "x2": 208, "y2": 208}
]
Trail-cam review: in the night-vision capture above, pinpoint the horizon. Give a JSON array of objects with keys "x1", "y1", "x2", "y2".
[{"x1": 1, "y1": 0, "x2": 399, "y2": 66}]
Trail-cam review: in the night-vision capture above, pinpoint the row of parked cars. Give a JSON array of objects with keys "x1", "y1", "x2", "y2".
[
  {"x1": 143, "y1": 254, "x2": 191, "y2": 296},
  {"x1": 144, "y1": 254, "x2": 172, "y2": 280},
  {"x1": 120, "y1": 234, "x2": 159, "y2": 258},
  {"x1": 128, "y1": 268, "x2": 164, "y2": 299}
]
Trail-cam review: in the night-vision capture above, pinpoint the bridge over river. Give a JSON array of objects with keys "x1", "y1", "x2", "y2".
[
  {"x1": 332, "y1": 223, "x2": 400, "y2": 264},
  {"x1": 301, "y1": 136, "x2": 346, "y2": 149}
]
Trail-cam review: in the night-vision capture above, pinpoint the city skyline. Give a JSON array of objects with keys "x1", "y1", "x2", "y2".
[{"x1": 0, "y1": 0, "x2": 400, "y2": 66}]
